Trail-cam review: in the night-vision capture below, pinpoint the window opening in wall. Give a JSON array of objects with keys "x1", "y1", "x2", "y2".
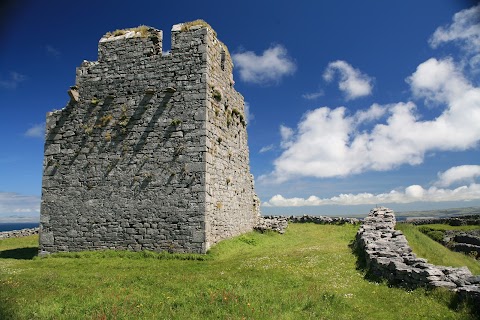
[{"x1": 220, "y1": 49, "x2": 226, "y2": 71}]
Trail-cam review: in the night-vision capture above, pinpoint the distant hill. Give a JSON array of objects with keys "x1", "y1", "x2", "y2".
[
  {"x1": 328, "y1": 206, "x2": 480, "y2": 220},
  {"x1": 395, "y1": 206, "x2": 480, "y2": 221}
]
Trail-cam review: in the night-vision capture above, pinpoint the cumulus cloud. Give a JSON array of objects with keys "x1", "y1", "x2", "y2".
[
  {"x1": 429, "y1": 4, "x2": 480, "y2": 52},
  {"x1": 264, "y1": 56, "x2": 480, "y2": 182},
  {"x1": 408, "y1": 57, "x2": 467, "y2": 104},
  {"x1": 353, "y1": 103, "x2": 387, "y2": 124},
  {"x1": 263, "y1": 163, "x2": 480, "y2": 207},
  {"x1": 436, "y1": 165, "x2": 480, "y2": 187},
  {"x1": 232, "y1": 45, "x2": 296, "y2": 85},
  {"x1": 430, "y1": 4, "x2": 480, "y2": 79},
  {"x1": 0, "y1": 192, "x2": 40, "y2": 215},
  {"x1": 323, "y1": 60, "x2": 373, "y2": 100},
  {"x1": 25, "y1": 123, "x2": 45, "y2": 138},
  {"x1": 279, "y1": 124, "x2": 295, "y2": 149},
  {"x1": 0, "y1": 71, "x2": 26, "y2": 89},
  {"x1": 263, "y1": 184, "x2": 480, "y2": 207}
]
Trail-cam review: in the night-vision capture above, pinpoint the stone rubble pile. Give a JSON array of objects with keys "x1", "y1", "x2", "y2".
[
  {"x1": 0, "y1": 228, "x2": 39, "y2": 240},
  {"x1": 255, "y1": 216, "x2": 289, "y2": 234},
  {"x1": 442, "y1": 230, "x2": 480, "y2": 257},
  {"x1": 355, "y1": 207, "x2": 480, "y2": 308}
]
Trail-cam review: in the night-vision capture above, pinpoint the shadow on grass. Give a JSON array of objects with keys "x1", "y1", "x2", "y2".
[
  {"x1": 0, "y1": 247, "x2": 38, "y2": 260},
  {"x1": 0, "y1": 305, "x2": 16, "y2": 320},
  {"x1": 348, "y1": 239, "x2": 382, "y2": 283}
]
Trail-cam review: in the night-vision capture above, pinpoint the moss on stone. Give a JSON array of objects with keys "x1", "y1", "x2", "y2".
[
  {"x1": 181, "y1": 19, "x2": 217, "y2": 37},
  {"x1": 104, "y1": 25, "x2": 153, "y2": 39}
]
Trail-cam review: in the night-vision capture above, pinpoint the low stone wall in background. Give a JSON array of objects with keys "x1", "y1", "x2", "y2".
[
  {"x1": 255, "y1": 214, "x2": 361, "y2": 234},
  {"x1": 408, "y1": 215, "x2": 480, "y2": 226},
  {"x1": 288, "y1": 215, "x2": 360, "y2": 225},
  {"x1": 0, "y1": 228, "x2": 39, "y2": 240},
  {"x1": 355, "y1": 207, "x2": 480, "y2": 308},
  {"x1": 255, "y1": 216, "x2": 289, "y2": 234}
]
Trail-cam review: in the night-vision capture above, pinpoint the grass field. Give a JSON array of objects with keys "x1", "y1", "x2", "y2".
[
  {"x1": 0, "y1": 224, "x2": 476, "y2": 319},
  {"x1": 414, "y1": 224, "x2": 480, "y2": 232}
]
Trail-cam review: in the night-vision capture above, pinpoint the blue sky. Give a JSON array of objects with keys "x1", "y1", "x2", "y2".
[{"x1": 1, "y1": 0, "x2": 479, "y2": 221}]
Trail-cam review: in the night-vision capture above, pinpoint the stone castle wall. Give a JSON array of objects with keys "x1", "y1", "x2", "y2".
[
  {"x1": 202, "y1": 26, "x2": 260, "y2": 248},
  {"x1": 39, "y1": 22, "x2": 259, "y2": 254}
]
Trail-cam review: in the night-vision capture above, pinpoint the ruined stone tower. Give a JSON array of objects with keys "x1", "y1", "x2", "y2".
[{"x1": 39, "y1": 21, "x2": 260, "y2": 254}]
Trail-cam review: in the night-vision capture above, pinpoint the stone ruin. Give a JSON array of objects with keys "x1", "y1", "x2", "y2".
[
  {"x1": 0, "y1": 228, "x2": 39, "y2": 240},
  {"x1": 355, "y1": 207, "x2": 480, "y2": 307},
  {"x1": 39, "y1": 21, "x2": 260, "y2": 254}
]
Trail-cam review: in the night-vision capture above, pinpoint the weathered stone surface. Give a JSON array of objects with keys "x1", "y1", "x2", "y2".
[
  {"x1": 255, "y1": 216, "x2": 288, "y2": 234},
  {"x1": 355, "y1": 207, "x2": 480, "y2": 307},
  {"x1": 39, "y1": 21, "x2": 260, "y2": 255},
  {"x1": 429, "y1": 281, "x2": 458, "y2": 289},
  {"x1": 455, "y1": 233, "x2": 480, "y2": 246}
]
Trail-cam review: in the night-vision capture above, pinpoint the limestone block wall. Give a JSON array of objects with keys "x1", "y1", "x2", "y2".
[
  {"x1": 39, "y1": 21, "x2": 259, "y2": 254},
  {"x1": 355, "y1": 207, "x2": 480, "y2": 305},
  {"x1": 202, "y1": 26, "x2": 260, "y2": 249}
]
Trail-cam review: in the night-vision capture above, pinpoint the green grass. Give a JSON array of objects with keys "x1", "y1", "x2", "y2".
[
  {"x1": 396, "y1": 223, "x2": 480, "y2": 274},
  {"x1": 0, "y1": 224, "x2": 475, "y2": 319},
  {"x1": 417, "y1": 224, "x2": 480, "y2": 231}
]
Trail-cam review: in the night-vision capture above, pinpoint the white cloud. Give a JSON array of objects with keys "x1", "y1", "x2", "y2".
[
  {"x1": 25, "y1": 123, "x2": 45, "y2": 138},
  {"x1": 302, "y1": 90, "x2": 324, "y2": 100},
  {"x1": 0, "y1": 72, "x2": 26, "y2": 89},
  {"x1": 436, "y1": 165, "x2": 480, "y2": 187},
  {"x1": 429, "y1": 4, "x2": 480, "y2": 52},
  {"x1": 259, "y1": 144, "x2": 274, "y2": 153},
  {"x1": 0, "y1": 192, "x2": 40, "y2": 215},
  {"x1": 263, "y1": 183, "x2": 480, "y2": 207},
  {"x1": 232, "y1": 45, "x2": 296, "y2": 85},
  {"x1": 353, "y1": 103, "x2": 386, "y2": 124},
  {"x1": 323, "y1": 60, "x2": 373, "y2": 100},
  {"x1": 408, "y1": 58, "x2": 467, "y2": 104},
  {"x1": 265, "y1": 57, "x2": 480, "y2": 182},
  {"x1": 244, "y1": 101, "x2": 254, "y2": 124},
  {"x1": 279, "y1": 124, "x2": 294, "y2": 148}
]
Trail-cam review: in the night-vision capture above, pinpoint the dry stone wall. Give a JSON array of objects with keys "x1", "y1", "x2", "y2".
[
  {"x1": 255, "y1": 216, "x2": 289, "y2": 234},
  {"x1": 253, "y1": 215, "x2": 360, "y2": 235},
  {"x1": 0, "y1": 228, "x2": 39, "y2": 240},
  {"x1": 409, "y1": 215, "x2": 480, "y2": 226},
  {"x1": 356, "y1": 207, "x2": 480, "y2": 306},
  {"x1": 40, "y1": 21, "x2": 259, "y2": 255},
  {"x1": 288, "y1": 215, "x2": 359, "y2": 225}
]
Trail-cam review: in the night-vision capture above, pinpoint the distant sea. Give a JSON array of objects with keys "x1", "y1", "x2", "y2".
[{"x1": 0, "y1": 223, "x2": 39, "y2": 232}]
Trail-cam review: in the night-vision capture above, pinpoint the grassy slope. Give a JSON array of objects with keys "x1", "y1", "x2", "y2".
[
  {"x1": 0, "y1": 224, "x2": 473, "y2": 320},
  {"x1": 417, "y1": 224, "x2": 480, "y2": 231},
  {"x1": 396, "y1": 223, "x2": 480, "y2": 275}
]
